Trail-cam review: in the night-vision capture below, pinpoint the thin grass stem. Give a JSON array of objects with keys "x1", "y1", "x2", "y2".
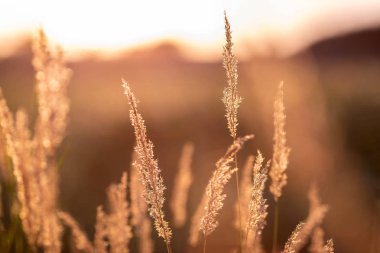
[{"x1": 234, "y1": 152, "x2": 243, "y2": 253}]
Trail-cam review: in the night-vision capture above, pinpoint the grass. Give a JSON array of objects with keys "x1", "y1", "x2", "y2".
[{"x1": 0, "y1": 12, "x2": 336, "y2": 253}]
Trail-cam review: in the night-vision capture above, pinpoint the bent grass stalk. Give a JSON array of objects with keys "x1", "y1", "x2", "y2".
[
  {"x1": 222, "y1": 11, "x2": 243, "y2": 252},
  {"x1": 270, "y1": 82, "x2": 290, "y2": 253},
  {"x1": 200, "y1": 135, "x2": 253, "y2": 253}
]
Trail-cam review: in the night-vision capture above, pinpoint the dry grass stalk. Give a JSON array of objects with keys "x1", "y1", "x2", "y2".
[
  {"x1": 0, "y1": 95, "x2": 37, "y2": 243},
  {"x1": 0, "y1": 28, "x2": 71, "y2": 253},
  {"x1": 130, "y1": 155, "x2": 154, "y2": 253},
  {"x1": 1, "y1": 86, "x2": 26, "y2": 232},
  {"x1": 234, "y1": 155, "x2": 254, "y2": 229},
  {"x1": 282, "y1": 222, "x2": 305, "y2": 253},
  {"x1": 122, "y1": 81, "x2": 172, "y2": 251},
  {"x1": 246, "y1": 151, "x2": 270, "y2": 248},
  {"x1": 309, "y1": 227, "x2": 325, "y2": 253},
  {"x1": 94, "y1": 206, "x2": 108, "y2": 253},
  {"x1": 76, "y1": 173, "x2": 132, "y2": 253},
  {"x1": 107, "y1": 172, "x2": 132, "y2": 253},
  {"x1": 170, "y1": 142, "x2": 194, "y2": 227},
  {"x1": 295, "y1": 185, "x2": 329, "y2": 252},
  {"x1": 58, "y1": 211, "x2": 94, "y2": 253},
  {"x1": 222, "y1": 11, "x2": 242, "y2": 139},
  {"x1": 200, "y1": 135, "x2": 253, "y2": 237},
  {"x1": 269, "y1": 82, "x2": 290, "y2": 202},
  {"x1": 324, "y1": 239, "x2": 334, "y2": 253},
  {"x1": 188, "y1": 193, "x2": 207, "y2": 246},
  {"x1": 130, "y1": 153, "x2": 145, "y2": 227},
  {"x1": 32, "y1": 29, "x2": 71, "y2": 155}
]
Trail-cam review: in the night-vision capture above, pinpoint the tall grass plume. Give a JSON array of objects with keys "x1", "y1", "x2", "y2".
[
  {"x1": 170, "y1": 142, "x2": 194, "y2": 227},
  {"x1": 200, "y1": 135, "x2": 253, "y2": 252},
  {"x1": 131, "y1": 154, "x2": 154, "y2": 253},
  {"x1": 122, "y1": 81, "x2": 172, "y2": 252}
]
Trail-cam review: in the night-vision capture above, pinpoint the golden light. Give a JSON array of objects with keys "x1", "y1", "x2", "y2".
[{"x1": 1, "y1": 0, "x2": 380, "y2": 59}]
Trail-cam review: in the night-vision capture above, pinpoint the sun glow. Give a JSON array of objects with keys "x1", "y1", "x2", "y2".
[{"x1": 1, "y1": 0, "x2": 380, "y2": 59}]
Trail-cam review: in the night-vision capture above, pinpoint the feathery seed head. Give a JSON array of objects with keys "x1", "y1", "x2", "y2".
[
  {"x1": 130, "y1": 154, "x2": 154, "y2": 253},
  {"x1": 324, "y1": 239, "x2": 334, "y2": 253},
  {"x1": 170, "y1": 142, "x2": 194, "y2": 227},
  {"x1": 282, "y1": 222, "x2": 305, "y2": 253},
  {"x1": 246, "y1": 151, "x2": 270, "y2": 236},
  {"x1": 189, "y1": 194, "x2": 207, "y2": 246},
  {"x1": 0, "y1": 29, "x2": 70, "y2": 252},
  {"x1": 107, "y1": 172, "x2": 132, "y2": 253},
  {"x1": 200, "y1": 135, "x2": 253, "y2": 236},
  {"x1": 295, "y1": 184, "x2": 329, "y2": 251},
  {"x1": 270, "y1": 82, "x2": 290, "y2": 202},
  {"x1": 58, "y1": 211, "x2": 94, "y2": 253},
  {"x1": 222, "y1": 11, "x2": 241, "y2": 139},
  {"x1": 94, "y1": 206, "x2": 108, "y2": 253},
  {"x1": 122, "y1": 81, "x2": 172, "y2": 244}
]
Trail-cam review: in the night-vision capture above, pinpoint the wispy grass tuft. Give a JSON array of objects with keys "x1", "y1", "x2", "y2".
[
  {"x1": 282, "y1": 222, "x2": 305, "y2": 253},
  {"x1": 222, "y1": 11, "x2": 241, "y2": 140},
  {"x1": 170, "y1": 142, "x2": 194, "y2": 228},
  {"x1": 131, "y1": 153, "x2": 154, "y2": 253},
  {"x1": 0, "y1": 28, "x2": 71, "y2": 253},
  {"x1": 269, "y1": 82, "x2": 290, "y2": 202},
  {"x1": 245, "y1": 151, "x2": 270, "y2": 252},
  {"x1": 200, "y1": 135, "x2": 253, "y2": 252},
  {"x1": 122, "y1": 81, "x2": 172, "y2": 253}
]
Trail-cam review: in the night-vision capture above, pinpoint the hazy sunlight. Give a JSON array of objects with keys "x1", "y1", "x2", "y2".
[{"x1": 1, "y1": 0, "x2": 380, "y2": 59}]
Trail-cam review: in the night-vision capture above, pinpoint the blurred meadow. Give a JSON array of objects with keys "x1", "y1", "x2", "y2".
[{"x1": 0, "y1": 1, "x2": 380, "y2": 253}]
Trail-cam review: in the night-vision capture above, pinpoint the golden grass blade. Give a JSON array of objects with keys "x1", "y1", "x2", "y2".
[
  {"x1": 200, "y1": 135, "x2": 253, "y2": 237},
  {"x1": 324, "y1": 239, "x2": 334, "y2": 253},
  {"x1": 1, "y1": 85, "x2": 39, "y2": 248},
  {"x1": 170, "y1": 142, "x2": 194, "y2": 227},
  {"x1": 107, "y1": 172, "x2": 132, "y2": 253},
  {"x1": 122, "y1": 81, "x2": 172, "y2": 251},
  {"x1": 222, "y1": 11, "x2": 242, "y2": 139},
  {"x1": 130, "y1": 154, "x2": 154, "y2": 253},
  {"x1": 295, "y1": 184, "x2": 329, "y2": 252},
  {"x1": 58, "y1": 211, "x2": 94, "y2": 253},
  {"x1": 270, "y1": 82, "x2": 290, "y2": 202},
  {"x1": 94, "y1": 206, "x2": 108, "y2": 253},
  {"x1": 246, "y1": 151, "x2": 270, "y2": 247},
  {"x1": 32, "y1": 28, "x2": 71, "y2": 155},
  {"x1": 189, "y1": 193, "x2": 207, "y2": 246},
  {"x1": 0, "y1": 28, "x2": 71, "y2": 252},
  {"x1": 282, "y1": 222, "x2": 305, "y2": 253}
]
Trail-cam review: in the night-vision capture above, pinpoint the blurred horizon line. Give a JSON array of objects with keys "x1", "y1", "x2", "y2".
[
  {"x1": 2, "y1": 0, "x2": 380, "y2": 61},
  {"x1": 2, "y1": 23, "x2": 380, "y2": 64}
]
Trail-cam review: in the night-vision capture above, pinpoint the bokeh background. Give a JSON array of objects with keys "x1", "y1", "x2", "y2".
[{"x1": 0, "y1": 1, "x2": 380, "y2": 253}]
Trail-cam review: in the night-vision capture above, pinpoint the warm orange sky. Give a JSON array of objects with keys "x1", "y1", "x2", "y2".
[{"x1": 1, "y1": 0, "x2": 380, "y2": 60}]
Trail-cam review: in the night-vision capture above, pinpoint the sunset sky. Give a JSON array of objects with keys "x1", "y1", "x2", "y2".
[{"x1": 1, "y1": 0, "x2": 380, "y2": 59}]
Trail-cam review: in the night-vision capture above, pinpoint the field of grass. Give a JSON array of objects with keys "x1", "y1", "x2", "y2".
[{"x1": 0, "y1": 14, "x2": 379, "y2": 253}]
